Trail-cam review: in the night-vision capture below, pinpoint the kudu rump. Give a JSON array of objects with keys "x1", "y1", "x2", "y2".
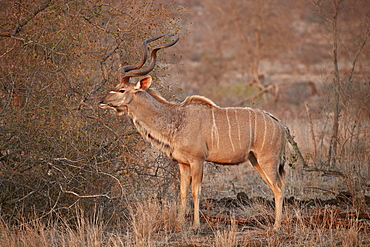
[{"x1": 100, "y1": 36, "x2": 288, "y2": 229}]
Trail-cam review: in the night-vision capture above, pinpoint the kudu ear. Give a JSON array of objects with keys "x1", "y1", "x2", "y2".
[{"x1": 134, "y1": 76, "x2": 152, "y2": 91}]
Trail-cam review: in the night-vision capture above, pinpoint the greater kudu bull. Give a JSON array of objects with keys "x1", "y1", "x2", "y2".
[{"x1": 100, "y1": 36, "x2": 288, "y2": 230}]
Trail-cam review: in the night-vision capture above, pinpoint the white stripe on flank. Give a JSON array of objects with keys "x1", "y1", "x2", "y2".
[
  {"x1": 226, "y1": 109, "x2": 235, "y2": 153},
  {"x1": 211, "y1": 108, "x2": 220, "y2": 149},
  {"x1": 254, "y1": 110, "x2": 258, "y2": 148},
  {"x1": 261, "y1": 112, "x2": 267, "y2": 150},
  {"x1": 235, "y1": 110, "x2": 242, "y2": 150},
  {"x1": 249, "y1": 110, "x2": 253, "y2": 149},
  {"x1": 270, "y1": 117, "x2": 275, "y2": 146}
]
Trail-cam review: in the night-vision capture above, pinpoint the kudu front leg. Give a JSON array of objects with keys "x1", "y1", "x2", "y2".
[
  {"x1": 190, "y1": 161, "x2": 203, "y2": 230},
  {"x1": 178, "y1": 163, "x2": 191, "y2": 226}
]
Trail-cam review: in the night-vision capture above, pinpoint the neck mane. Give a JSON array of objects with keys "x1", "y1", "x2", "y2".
[
  {"x1": 147, "y1": 89, "x2": 218, "y2": 107},
  {"x1": 181, "y1": 95, "x2": 218, "y2": 107}
]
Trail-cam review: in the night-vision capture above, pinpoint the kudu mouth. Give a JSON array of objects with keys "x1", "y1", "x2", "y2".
[
  {"x1": 99, "y1": 101, "x2": 109, "y2": 108},
  {"x1": 99, "y1": 101, "x2": 115, "y2": 111},
  {"x1": 99, "y1": 101, "x2": 127, "y2": 116}
]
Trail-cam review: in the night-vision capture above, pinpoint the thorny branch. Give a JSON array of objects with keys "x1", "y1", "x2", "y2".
[
  {"x1": 78, "y1": 42, "x2": 122, "y2": 108},
  {"x1": 0, "y1": 1, "x2": 50, "y2": 39},
  {"x1": 52, "y1": 157, "x2": 126, "y2": 199},
  {"x1": 12, "y1": 0, "x2": 52, "y2": 36},
  {"x1": 58, "y1": 183, "x2": 117, "y2": 200},
  {"x1": 0, "y1": 33, "x2": 69, "y2": 56}
]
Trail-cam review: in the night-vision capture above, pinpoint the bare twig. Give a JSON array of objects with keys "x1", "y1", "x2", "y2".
[
  {"x1": 285, "y1": 127, "x2": 308, "y2": 168},
  {"x1": 305, "y1": 186, "x2": 338, "y2": 195},
  {"x1": 303, "y1": 166, "x2": 345, "y2": 177},
  {"x1": 52, "y1": 158, "x2": 126, "y2": 198},
  {"x1": 305, "y1": 102, "x2": 317, "y2": 158},
  {"x1": 347, "y1": 27, "x2": 370, "y2": 84},
  {"x1": 328, "y1": 0, "x2": 342, "y2": 168},
  {"x1": 12, "y1": 0, "x2": 52, "y2": 36},
  {"x1": 78, "y1": 42, "x2": 121, "y2": 107},
  {"x1": 237, "y1": 84, "x2": 278, "y2": 106},
  {"x1": 0, "y1": 34, "x2": 68, "y2": 56},
  {"x1": 5, "y1": 190, "x2": 37, "y2": 204},
  {"x1": 58, "y1": 182, "x2": 117, "y2": 200},
  {"x1": 53, "y1": 157, "x2": 86, "y2": 163},
  {"x1": 81, "y1": 15, "x2": 106, "y2": 31}
]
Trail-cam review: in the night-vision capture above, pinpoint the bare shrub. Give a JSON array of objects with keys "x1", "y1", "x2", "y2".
[{"x1": 0, "y1": 0, "x2": 181, "y2": 221}]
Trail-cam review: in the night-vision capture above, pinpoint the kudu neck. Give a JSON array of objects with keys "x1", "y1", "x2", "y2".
[{"x1": 127, "y1": 91, "x2": 176, "y2": 127}]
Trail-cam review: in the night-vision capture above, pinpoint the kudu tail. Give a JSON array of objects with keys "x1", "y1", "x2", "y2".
[
  {"x1": 266, "y1": 114, "x2": 287, "y2": 189},
  {"x1": 277, "y1": 150, "x2": 286, "y2": 189},
  {"x1": 279, "y1": 160, "x2": 286, "y2": 179}
]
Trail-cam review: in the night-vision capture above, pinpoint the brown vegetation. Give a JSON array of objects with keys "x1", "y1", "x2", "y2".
[{"x1": 0, "y1": 0, "x2": 369, "y2": 246}]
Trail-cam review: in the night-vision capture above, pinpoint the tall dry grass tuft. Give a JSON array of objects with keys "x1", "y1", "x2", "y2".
[
  {"x1": 214, "y1": 218, "x2": 239, "y2": 247},
  {"x1": 0, "y1": 216, "x2": 55, "y2": 247},
  {"x1": 64, "y1": 208, "x2": 104, "y2": 247},
  {"x1": 0, "y1": 208, "x2": 125, "y2": 247},
  {"x1": 126, "y1": 197, "x2": 181, "y2": 246},
  {"x1": 278, "y1": 203, "x2": 369, "y2": 247}
]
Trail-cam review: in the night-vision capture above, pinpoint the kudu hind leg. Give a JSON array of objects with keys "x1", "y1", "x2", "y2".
[
  {"x1": 249, "y1": 152, "x2": 284, "y2": 229},
  {"x1": 268, "y1": 176, "x2": 284, "y2": 229}
]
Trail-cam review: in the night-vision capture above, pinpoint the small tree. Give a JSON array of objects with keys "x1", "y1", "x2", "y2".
[
  {"x1": 310, "y1": 0, "x2": 369, "y2": 167},
  {"x1": 309, "y1": 0, "x2": 369, "y2": 211}
]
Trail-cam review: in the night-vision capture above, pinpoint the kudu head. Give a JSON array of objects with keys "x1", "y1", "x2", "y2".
[{"x1": 99, "y1": 36, "x2": 179, "y2": 115}]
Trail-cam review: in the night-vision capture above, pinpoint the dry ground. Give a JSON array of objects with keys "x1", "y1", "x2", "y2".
[{"x1": 1, "y1": 164, "x2": 369, "y2": 247}]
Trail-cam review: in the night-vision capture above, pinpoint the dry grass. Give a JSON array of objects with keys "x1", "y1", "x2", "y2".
[
  {"x1": 0, "y1": 214, "x2": 101, "y2": 247},
  {"x1": 126, "y1": 198, "x2": 180, "y2": 246},
  {"x1": 0, "y1": 197, "x2": 368, "y2": 246}
]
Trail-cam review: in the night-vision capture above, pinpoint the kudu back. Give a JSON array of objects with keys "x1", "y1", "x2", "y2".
[{"x1": 100, "y1": 37, "x2": 287, "y2": 230}]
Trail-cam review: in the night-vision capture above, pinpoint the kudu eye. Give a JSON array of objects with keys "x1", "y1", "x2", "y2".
[{"x1": 119, "y1": 89, "x2": 125, "y2": 93}]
